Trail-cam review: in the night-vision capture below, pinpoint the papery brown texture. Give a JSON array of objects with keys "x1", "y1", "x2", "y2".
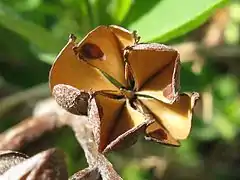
[
  {"x1": 49, "y1": 25, "x2": 199, "y2": 153},
  {"x1": 69, "y1": 167, "x2": 101, "y2": 180},
  {"x1": 69, "y1": 106, "x2": 123, "y2": 180},
  {"x1": 53, "y1": 84, "x2": 89, "y2": 115},
  {"x1": 0, "y1": 148, "x2": 68, "y2": 180},
  {"x1": 0, "y1": 151, "x2": 28, "y2": 175}
]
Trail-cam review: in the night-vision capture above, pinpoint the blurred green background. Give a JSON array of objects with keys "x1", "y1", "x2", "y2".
[{"x1": 1, "y1": 0, "x2": 240, "y2": 179}]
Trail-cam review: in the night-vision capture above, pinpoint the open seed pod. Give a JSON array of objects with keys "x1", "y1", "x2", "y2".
[{"x1": 49, "y1": 25, "x2": 199, "y2": 153}]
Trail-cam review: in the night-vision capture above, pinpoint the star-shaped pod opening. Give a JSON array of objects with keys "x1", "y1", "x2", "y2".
[
  {"x1": 91, "y1": 93, "x2": 148, "y2": 152},
  {"x1": 125, "y1": 43, "x2": 180, "y2": 104},
  {"x1": 49, "y1": 25, "x2": 199, "y2": 153}
]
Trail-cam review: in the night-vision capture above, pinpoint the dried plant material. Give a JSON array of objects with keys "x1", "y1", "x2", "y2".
[
  {"x1": 0, "y1": 114, "x2": 59, "y2": 150},
  {"x1": 49, "y1": 25, "x2": 199, "y2": 153},
  {"x1": 0, "y1": 151, "x2": 28, "y2": 174},
  {"x1": 53, "y1": 84, "x2": 89, "y2": 115},
  {"x1": 0, "y1": 148, "x2": 68, "y2": 180},
  {"x1": 125, "y1": 43, "x2": 180, "y2": 103},
  {"x1": 102, "y1": 99, "x2": 148, "y2": 152},
  {"x1": 80, "y1": 43, "x2": 105, "y2": 60},
  {"x1": 140, "y1": 93, "x2": 199, "y2": 141},
  {"x1": 72, "y1": 26, "x2": 127, "y2": 88},
  {"x1": 27, "y1": 148, "x2": 68, "y2": 180},
  {"x1": 109, "y1": 25, "x2": 137, "y2": 48},
  {"x1": 0, "y1": 98, "x2": 86, "y2": 152},
  {"x1": 69, "y1": 167, "x2": 100, "y2": 180},
  {"x1": 68, "y1": 113, "x2": 122, "y2": 180},
  {"x1": 93, "y1": 94, "x2": 125, "y2": 151},
  {"x1": 90, "y1": 95, "x2": 148, "y2": 153},
  {"x1": 134, "y1": 49, "x2": 180, "y2": 103},
  {"x1": 124, "y1": 62, "x2": 135, "y2": 89},
  {"x1": 49, "y1": 37, "x2": 118, "y2": 92},
  {"x1": 145, "y1": 121, "x2": 180, "y2": 146}
]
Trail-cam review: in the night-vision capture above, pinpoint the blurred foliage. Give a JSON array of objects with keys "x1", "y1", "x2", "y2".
[{"x1": 2, "y1": 0, "x2": 240, "y2": 179}]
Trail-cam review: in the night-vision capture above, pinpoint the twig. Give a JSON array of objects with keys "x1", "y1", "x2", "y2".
[{"x1": 68, "y1": 116, "x2": 122, "y2": 180}]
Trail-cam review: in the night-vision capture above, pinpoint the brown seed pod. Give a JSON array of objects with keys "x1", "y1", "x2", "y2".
[{"x1": 49, "y1": 25, "x2": 199, "y2": 153}]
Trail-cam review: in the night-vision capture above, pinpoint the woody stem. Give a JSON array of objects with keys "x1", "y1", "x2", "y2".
[{"x1": 68, "y1": 115, "x2": 99, "y2": 168}]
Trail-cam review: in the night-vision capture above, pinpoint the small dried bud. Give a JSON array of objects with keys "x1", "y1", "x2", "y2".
[{"x1": 52, "y1": 84, "x2": 89, "y2": 115}]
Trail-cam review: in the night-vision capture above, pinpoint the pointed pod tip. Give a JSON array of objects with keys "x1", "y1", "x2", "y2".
[
  {"x1": 192, "y1": 92, "x2": 200, "y2": 99},
  {"x1": 132, "y1": 30, "x2": 140, "y2": 44},
  {"x1": 69, "y1": 34, "x2": 77, "y2": 42},
  {"x1": 191, "y1": 92, "x2": 200, "y2": 113},
  {"x1": 52, "y1": 84, "x2": 89, "y2": 115},
  {"x1": 188, "y1": 92, "x2": 200, "y2": 109}
]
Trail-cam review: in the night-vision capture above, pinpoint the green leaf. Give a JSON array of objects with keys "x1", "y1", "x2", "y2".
[
  {"x1": 214, "y1": 75, "x2": 238, "y2": 98},
  {"x1": 92, "y1": 0, "x2": 115, "y2": 25},
  {"x1": 0, "y1": 2, "x2": 63, "y2": 54},
  {"x1": 0, "y1": 76, "x2": 4, "y2": 88},
  {"x1": 122, "y1": 0, "x2": 159, "y2": 26},
  {"x1": 213, "y1": 111, "x2": 237, "y2": 140},
  {"x1": 128, "y1": 0, "x2": 228, "y2": 42},
  {"x1": 37, "y1": 53, "x2": 57, "y2": 64},
  {"x1": 180, "y1": 63, "x2": 206, "y2": 92},
  {"x1": 14, "y1": 0, "x2": 42, "y2": 11},
  {"x1": 109, "y1": 0, "x2": 132, "y2": 23},
  {"x1": 122, "y1": 163, "x2": 152, "y2": 180}
]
